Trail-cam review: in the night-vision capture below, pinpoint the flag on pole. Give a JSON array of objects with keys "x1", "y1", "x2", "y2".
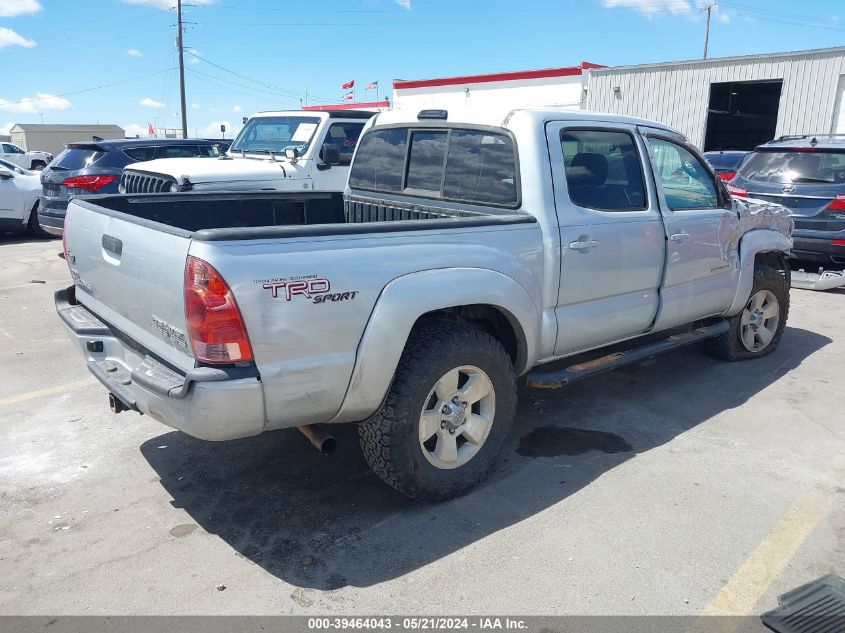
[
  {"x1": 366, "y1": 80, "x2": 378, "y2": 90},
  {"x1": 341, "y1": 79, "x2": 355, "y2": 90},
  {"x1": 147, "y1": 123, "x2": 155, "y2": 138},
  {"x1": 342, "y1": 91, "x2": 354, "y2": 101}
]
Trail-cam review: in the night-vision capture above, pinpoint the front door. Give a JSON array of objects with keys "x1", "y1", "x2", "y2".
[
  {"x1": 643, "y1": 132, "x2": 737, "y2": 330},
  {"x1": 547, "y1": 123, "x2": 666, "y2": 356}
]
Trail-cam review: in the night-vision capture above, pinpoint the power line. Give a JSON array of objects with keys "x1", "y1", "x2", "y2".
[{"x1": 0, "y1": 69, "x2": 176, "y2": 108}]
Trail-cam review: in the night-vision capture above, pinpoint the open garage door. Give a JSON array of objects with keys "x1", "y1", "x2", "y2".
[{"x1": 704, "y1": 80, "x2": 782, "y2": 151}]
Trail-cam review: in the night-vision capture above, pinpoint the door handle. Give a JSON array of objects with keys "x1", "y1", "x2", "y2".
[
  {"x1": 568, "y1": 239, "x2": 599, "y2": 251},
  {"x1": 670, "y1": 232, "x2": 690, "y2": 242}
]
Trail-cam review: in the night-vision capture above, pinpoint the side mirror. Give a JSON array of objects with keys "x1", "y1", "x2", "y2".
[
  {"x1": 317, "y1": 144, "x2": 341, "y2": 171},
  {"x1": 0, "y1": 168, "x2": 13, "y2": 180},
  {"x1": 284, "y1": 146, "x2": 300, "y2": 162}
]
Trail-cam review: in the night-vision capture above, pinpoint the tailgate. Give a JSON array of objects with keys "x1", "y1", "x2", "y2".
[{"x1": 64, "y1": 199, "x2": 195, "y2": 372}]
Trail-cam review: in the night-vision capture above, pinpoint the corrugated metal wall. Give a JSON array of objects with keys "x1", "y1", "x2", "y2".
[{"x1": 586, "y1": 48, "x2": 845, "y2": 148}]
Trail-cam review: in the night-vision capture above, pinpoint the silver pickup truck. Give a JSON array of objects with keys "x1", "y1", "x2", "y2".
[{"x1": 56, "y1": 107, "x2": 793, "y2": 500}]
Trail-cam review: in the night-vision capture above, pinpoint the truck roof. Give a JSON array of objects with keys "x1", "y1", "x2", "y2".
[
  {"x1": 252, "y1": 109, "x2": 375, "y2": 120},
  {"x1": 371, "y1": 107, "x2": 681, "y2": 135}
]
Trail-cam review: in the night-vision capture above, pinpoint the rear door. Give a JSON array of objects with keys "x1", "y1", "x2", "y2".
[
  {"x1": 642, "y1": 131, "x2": 737, "y2": 330},
  {"x1": 547, "y1": 122, "x2": 666, "y2": 356},
  {"x1": 64, "y1": 200, "x2": 195, "y2": 371}
]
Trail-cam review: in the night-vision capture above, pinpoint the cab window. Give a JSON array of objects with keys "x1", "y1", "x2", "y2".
[
  {"x1": 560, "y1": 129, "x2": 647, "y2": 211},
  {"x1": 649, "y1": 138, "x2": 720, "y2": 210},
  {"x1": 324, "y1": 122, "x2": 365, "y2": 165}
]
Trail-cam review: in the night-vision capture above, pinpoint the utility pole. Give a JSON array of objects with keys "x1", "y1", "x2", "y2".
[
  {"x1": 703, "y1": 1, "x2": 716, "y2": 60},
  {"x1": 176, "y1": 0, "x2": 188, "y2": 139}
]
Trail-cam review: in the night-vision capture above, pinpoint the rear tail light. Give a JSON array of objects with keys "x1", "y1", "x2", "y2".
[
  {"x1": 184, "y1": 256, "x2": 253, "y2": 364},
  {"x1": 62, "y1": 175, "x2": 116, "y2": 191},
  {"x1": 824, "y1": 195, "x2": 845, "y2": 211},
  {"x1": 717, "y1": 172, "x2": 736, "y2": 182},
  {"x1": 726, "y1": 183, "x2": 748, "y2": 197},
  {"x1": 832, "y1": 239, "x2": 845, "y2": 247},
  {"x1": 62, "y1": 226, "x2": 68, "y2": 261}
]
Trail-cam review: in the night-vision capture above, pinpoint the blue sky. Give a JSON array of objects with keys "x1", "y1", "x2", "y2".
[{"x1": 1, "y1": 0, "x2": 843, "y2": 139}]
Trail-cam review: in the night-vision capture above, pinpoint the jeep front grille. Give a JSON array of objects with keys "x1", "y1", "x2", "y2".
[{"x1": 121, "y1": 171, "x2": 176, "y2": 194}]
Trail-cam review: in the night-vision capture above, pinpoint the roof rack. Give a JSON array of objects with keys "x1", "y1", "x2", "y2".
[{"x1": 770, "y1": 133, "x2": 845, "y2": 143}]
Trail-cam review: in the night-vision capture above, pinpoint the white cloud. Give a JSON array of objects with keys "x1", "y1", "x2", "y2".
[
  {"x1": 232, "y1": 105, "x2": 242, "y2": 113},
  {"x1": 123, "y1": 123, "x2": 149, "y2": 138},
  {"x1": 715, "y1": 7, "x2": 731, "y2": 22},
  {"x1": 1, "y1": 121, "x2": 13, "y2": 135},
  {"x1": 0, "y1": 0, "x2": 42, "y2": 18},
  {"x1": 122, "y1": 0, "x2": 213, "y2": 10},
  {"x1": 394, "y1": 0, "x2": 411, "y2": 9},
  {"x1": 0, "y1": 93, "x2": 72, "y2": 114},
  {"x1": 197, "y1": 120, "x2": 242, "y2": 138},
  {"x1": 0, "y1": 27, "x2": 36, "y2": 49},
  {"x1": 140, "y1": 97, "x2": 165, "y2": 108},
  {"x1": 128, "y1": 48, "x2": 143, "y2": 57},
  {"x1": 191, "y1": 103, "x2": 202, "y2": 110},
  {"x1": 602, "y1": 0, "x2": 692, "y2": 16}
]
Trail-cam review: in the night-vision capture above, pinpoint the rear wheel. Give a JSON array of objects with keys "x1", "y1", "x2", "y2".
[
  {"x1": 707, "y1": 264, "x2": 789, "y2": 361},
  {"x1": 27, "y1": 204, "x2": 55, "y2": 239},
  {"x1": 30, "y1": 160, "x2": 46, "y2": 171},
  {"x1": 359, "y1": 322, "x2": 517, "y2": 501}
]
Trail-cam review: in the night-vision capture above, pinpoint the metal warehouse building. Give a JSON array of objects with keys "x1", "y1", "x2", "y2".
[
  {"x1": 9, "y1": 124, "x2": 124, "y2": 157},
  {"x1": 586, "y1": 46, "x2": 845, "y2": 151}
]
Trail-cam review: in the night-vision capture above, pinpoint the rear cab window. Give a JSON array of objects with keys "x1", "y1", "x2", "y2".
[{"x1": 350, "y1": 126, "x2": 518, "y2": 207}]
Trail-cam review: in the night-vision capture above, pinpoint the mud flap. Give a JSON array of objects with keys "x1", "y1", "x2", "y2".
[{"x1": 761, "y1": 574, "x2": 845, "y2": 632}]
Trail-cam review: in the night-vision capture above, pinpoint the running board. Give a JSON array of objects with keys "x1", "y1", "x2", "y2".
[{"x1": 526, "y1": 321, "x2": 730, "y2": 389}]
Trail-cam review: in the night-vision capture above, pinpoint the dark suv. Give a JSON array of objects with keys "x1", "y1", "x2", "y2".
[
  {"x1": 38, "y1": 138, "x2": 225, "y2": 236},
  {"x1": 728, "y1": 135, "x2": 845, "y2": 266}
]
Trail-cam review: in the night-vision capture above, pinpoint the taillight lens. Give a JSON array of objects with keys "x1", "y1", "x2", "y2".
[
  {"x1": 184, "y1": 256, "x2": 253, "y2": 364},
  {"x1": 62, "y1": 175, "x2": 116, "y2": 191},
  {"x1": 717, "y1": 172, "x2": 736, "y2": 182},
  {"x1": 726, "y1": 183, "x2": 748, "y2": 197},
  {"x1": 824, "y1": 195, "x2": 845, "y2": 211}
]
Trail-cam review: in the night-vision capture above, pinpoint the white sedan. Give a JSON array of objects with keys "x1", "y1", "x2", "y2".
[
  {"x1": 0, "y1": 142, "x2": 53, "y2": 171},
  {"x1": 0, "y1": 158, "x2": 51, "y2": 238}
]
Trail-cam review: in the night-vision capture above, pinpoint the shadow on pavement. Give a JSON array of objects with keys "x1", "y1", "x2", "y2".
[
  {"x1": 141, "y1": 326, "x2": 830, "y2": 590},
  {"x1": 0, "y1": 232, "x2": 57, "y2": 246}
]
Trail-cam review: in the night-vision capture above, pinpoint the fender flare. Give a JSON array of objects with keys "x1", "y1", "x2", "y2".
[
  {"x1": 330, "y1": 268, "x2": 540, "y2": 424},
  {"x1": 723, "y1": 230, "x2": 792, "y2": 317}
]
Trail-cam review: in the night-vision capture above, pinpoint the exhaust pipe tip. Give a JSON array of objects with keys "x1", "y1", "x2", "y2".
[{"x1": 298, "y1": 424, "x2": 337, "y2": 456}]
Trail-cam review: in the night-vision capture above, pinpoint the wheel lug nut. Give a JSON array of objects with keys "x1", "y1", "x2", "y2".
[
  {"x1": 441, "y1": 405, "x2": 449, "y2": 414},
  {"x1": 449, "y1": 428, "x2": 455, "y2": 435},
  {"x1": 461, "y1": 401, "x2": 467, "y2": 409},
  {"x1": 440, "y1": 421, "x2": 446, "y2": 429},
  {"x1": 451, "y1": 397, "x2": 459, "y2": 404}
]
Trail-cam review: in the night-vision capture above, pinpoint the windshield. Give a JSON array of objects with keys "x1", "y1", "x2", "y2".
[
  {"x1": 0, "y1": 157, "x2": 27, "y2": 175},
  {"x1": 740, "y1": 150, "x2": 845, "y2": 184},
  {"x1": 229, "y1": 116, "x2": 321, "y2": 155}
]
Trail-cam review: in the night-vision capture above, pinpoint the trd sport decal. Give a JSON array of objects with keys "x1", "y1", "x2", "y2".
[{"x1": 256, "y1": 275, "x2": 358, "y2": 304}]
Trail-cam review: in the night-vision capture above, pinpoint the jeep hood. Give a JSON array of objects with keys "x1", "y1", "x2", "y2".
[{"x1": 125, "y1": 156, "x2": 301, "y2": 184}]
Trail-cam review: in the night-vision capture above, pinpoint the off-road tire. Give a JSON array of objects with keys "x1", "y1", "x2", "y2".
[
  {"x1": 359, "y1": 322, "x2": 517, "y2": 501},
  {"x1": 27, "y1": 204, "x2": 55, "y2": 239},
  {"x1": 706, "y1": 264, "x2": 789, "y2": 361}
]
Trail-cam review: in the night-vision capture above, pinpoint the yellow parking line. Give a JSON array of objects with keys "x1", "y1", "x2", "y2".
[
  {"x1": 703, "y1": 483, "x2": 841, "y2": 616},
  {"x1": 0, "y1": 379, "x2": 95, "y2": 407}
]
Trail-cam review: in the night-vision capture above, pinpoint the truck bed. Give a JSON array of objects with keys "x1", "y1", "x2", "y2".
[{"x1": 77, "y1": 191, "x2": 531, "y2": 242}]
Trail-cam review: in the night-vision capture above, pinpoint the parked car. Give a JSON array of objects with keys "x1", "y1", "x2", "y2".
[
  {"x1": 37, "y1": 138, "x2": 226, "y2": 236},
  {"x1": 0, "y1": 158, "x2": 50, "y2": 238},
  {"x1": 119, "y1": 109, "x2": 372, "y2": 194},
  {"x1": 56, "y1": 107, "x2": 792, "y2": 500},
  {"x1": 727, "y1": 135, "x2": 845, "y2": 266},
  {"x1": 703, "y1": 150, "x2": 750, "y2": 181},
  {"x1": 0, "y1": 142, "x2": 53, "y2": 171}
]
